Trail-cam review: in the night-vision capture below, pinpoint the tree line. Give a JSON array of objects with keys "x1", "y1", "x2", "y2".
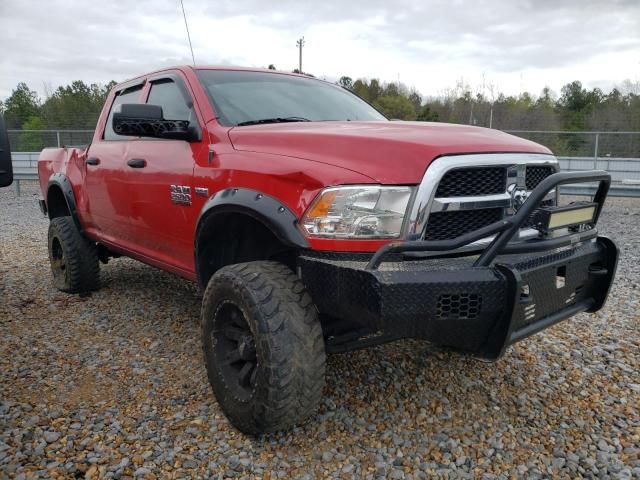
[
  {"x1": 2, "y1": 74, "x2": 639, "y2": 156},
  {"x1": 338, "y1": 76, "x2": 640, "y2": 156},
  {"x1": 339, "y1": 76, "x2": 640, "y2": 131},
  {"x1": 0, "y1": 80, "x2": 115, "y2": 150}
]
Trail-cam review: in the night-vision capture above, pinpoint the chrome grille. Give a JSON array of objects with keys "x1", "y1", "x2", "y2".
[
  {"x1": 407, "y1": 154, "x2": 559, "y2": 242},
  {"x1": 435, "y1": 167, "x2": 507, "y2": 197}
]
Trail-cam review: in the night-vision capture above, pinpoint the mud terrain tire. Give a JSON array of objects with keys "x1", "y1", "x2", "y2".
[{"x1": 201, "y1": 261, "x2": 326, "y2": 434}]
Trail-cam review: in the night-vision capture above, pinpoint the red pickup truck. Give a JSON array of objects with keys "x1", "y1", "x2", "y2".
[{"x1": 36, "y1": 66, "x2": 618, "y2": 434}]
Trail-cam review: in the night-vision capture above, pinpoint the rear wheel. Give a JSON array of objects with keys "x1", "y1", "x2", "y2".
[
  {"x1": 47, "y1": 216, "x2": 100, "y2": 293},
  {"x1": 201, "y1": 261, "x2": 326, "y2": 434}
]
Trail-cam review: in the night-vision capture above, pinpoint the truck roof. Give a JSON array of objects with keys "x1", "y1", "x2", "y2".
[{"x1": 113, "y1": 65, "x2": 315, "y2": 91}]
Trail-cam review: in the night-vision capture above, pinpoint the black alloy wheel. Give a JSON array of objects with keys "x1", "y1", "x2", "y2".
[
  {"x1": 211, "y1": 301, "x2": 258, "y2": 401},
  {"x1": 50, "y1": 236, "x2": 66, "y2": 283}
]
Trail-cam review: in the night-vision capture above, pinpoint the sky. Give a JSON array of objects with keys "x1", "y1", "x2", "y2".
[{"x1": 1, "y1": 0, "x2": 639, "y2": 101}]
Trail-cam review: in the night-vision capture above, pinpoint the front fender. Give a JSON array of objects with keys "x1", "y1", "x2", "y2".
[{"x1": 194, "y1": 188, "x2": 310, "y2": 287}]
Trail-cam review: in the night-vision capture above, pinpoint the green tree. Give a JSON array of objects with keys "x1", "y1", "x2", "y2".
[
  {"x1": 352, "y1": 79, "x2": 370, "y2": 102},
  {"x1": 408, "y1": 91, "x2": 422, "y2": 111},
  {"x1": 557, "y1": 81, "x2": 601, "y2": 153},
  {"x1": 373, "y1": 96, "x2": 416, "y2": 120},
  {"x1": 338, "y1": 76, "x2": 353, "y2": 90},
  {"x1": 18, "y1": 116, "x2": 47, "y2": 151},
  {"x1": 41, "y1": 80, "x2": 112, "y2": 129},
  {"x1": 416, "y1": 105, "x2": 439, "y2": 122},
  {"x1": 368, "y1": 79, "x2": 383, "y2": 103},
  {"x1": 3, "y1": 82, "x2": 41, "y2": 128},
  {"x1": 383, "y1": 82, "x2": 400, "y2": 97}
]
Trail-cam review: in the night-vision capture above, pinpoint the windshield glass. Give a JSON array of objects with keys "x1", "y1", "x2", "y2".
[{"x1": 196, "y1": 70, "x2": 387, "y2": 126}]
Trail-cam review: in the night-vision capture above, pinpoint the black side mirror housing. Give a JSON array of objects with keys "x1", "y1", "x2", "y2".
[
  {"x1": 0, "y1": 115, "x2": 13, "y2": 188},
  {"x1": 112, "y1": 104, "x2": 194, "y2": 141}
]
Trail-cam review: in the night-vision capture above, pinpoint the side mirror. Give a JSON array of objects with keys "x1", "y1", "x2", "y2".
[
  {"x1": 112, "y1": 104, "x2": 194, "y2": 141},
  {"x1": 0, "y1": 114, "x2": 13, "y2": 188}
]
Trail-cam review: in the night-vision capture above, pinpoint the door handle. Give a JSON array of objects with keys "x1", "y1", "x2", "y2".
[
  {"x1": 86, "y1": 157, "x2": 100, "y2": 166},
  {"x1": 127, "y1": 158, "x2": 147, "y2": 168}
]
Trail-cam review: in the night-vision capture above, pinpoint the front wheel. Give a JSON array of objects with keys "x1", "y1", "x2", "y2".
[{"x1": 201, "y1": 261, "x2": 326, "y2": 434}]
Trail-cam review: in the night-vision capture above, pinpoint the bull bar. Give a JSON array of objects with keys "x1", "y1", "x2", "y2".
[{"x1": 299, "y1": 170, "x2": 619, "y2": 358}]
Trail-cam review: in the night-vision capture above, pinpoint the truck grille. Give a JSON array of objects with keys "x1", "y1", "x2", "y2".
[
  {"x1": 525, "y1": 166, "x2": 555, "y2": 190},
  {"x1": 435, "y1": 167, "x2": 506, "y2": 197},
  {"x1": 424, "y1": 208, "x2": 503, "y2": 240},
  {"x1": 421, "y1": 160, "x2": 558, "y2": 241}
]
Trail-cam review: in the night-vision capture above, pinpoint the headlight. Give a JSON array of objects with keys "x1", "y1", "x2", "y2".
[{"x1": 302, "y1": 186, "x2": 413, "y2": 239}]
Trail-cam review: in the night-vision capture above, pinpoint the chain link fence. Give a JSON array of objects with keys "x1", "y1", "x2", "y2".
[
  {"x1": 7, "y1": 129, "x2": 640, "y2": 196},
  {"x1": 504, "y1": 130, "x2": 640, "y2": 160},
  {"x1": 8, "y1": 129, "x2": 94, "y2": 152},
  {"x1": 505, "y1": 130, "x2": 640, "y2": 187},
  {"x1": 7, "y1": 129, "x2": 639, "y2": 157}
]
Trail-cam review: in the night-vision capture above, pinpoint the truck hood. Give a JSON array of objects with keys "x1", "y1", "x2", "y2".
[{"x1": 228, "y1": 121, "x2": 552, "y2": 184}]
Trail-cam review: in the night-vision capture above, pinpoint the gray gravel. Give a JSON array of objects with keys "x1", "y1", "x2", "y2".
[{"x1": 1, "y1": 182, "x2": 639, "y2": 479}]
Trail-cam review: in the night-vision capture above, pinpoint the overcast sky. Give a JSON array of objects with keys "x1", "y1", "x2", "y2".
[{"x1": 1, "y1": 0, "x2": 639, "y2": 101}]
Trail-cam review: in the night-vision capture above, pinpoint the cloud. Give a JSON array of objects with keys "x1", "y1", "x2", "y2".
[{"x1": 0, "y1": 0, "x2": 638, "y2": 101}]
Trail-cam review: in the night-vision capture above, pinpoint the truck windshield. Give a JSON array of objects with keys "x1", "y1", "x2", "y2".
[{"x1": 196, "y1": 70, "x2": 387, "y2": 126}]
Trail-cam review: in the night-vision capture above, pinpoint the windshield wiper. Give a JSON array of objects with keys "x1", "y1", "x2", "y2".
[{"x1": 236, "y1": 117, "x2": 311, "y2": 126}]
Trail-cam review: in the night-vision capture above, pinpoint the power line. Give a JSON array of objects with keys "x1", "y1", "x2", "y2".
[{"x1": 180, "y1": 0, "x2": 196, "y2": 65}]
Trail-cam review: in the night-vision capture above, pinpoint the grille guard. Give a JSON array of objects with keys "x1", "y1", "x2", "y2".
[{"x1": 367, "y1": 170, "x2": 611, "y2": 270}]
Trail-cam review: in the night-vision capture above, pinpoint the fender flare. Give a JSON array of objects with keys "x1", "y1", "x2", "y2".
[
  {"x1": 47, "y1": 173, "x2": 82, "y2": 232},
  {"x1": 195, "y1": 188, "x2": 309, "y2": 249},
  {"x1": 195, "y1": 188, "x2": 310, "y2": 284}
]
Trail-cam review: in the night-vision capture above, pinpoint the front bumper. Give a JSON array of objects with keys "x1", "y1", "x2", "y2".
[
  {"x1": 300, "y1": 237, "x2": 617, "y2": 358},
  {"x1": 299, "y1": 170, "x2": 619, "y2": 359}
]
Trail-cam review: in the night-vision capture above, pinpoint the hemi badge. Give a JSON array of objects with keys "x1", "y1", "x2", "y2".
[{"x1": 195, "y1": 187, "x2": 209, "y2": 197}]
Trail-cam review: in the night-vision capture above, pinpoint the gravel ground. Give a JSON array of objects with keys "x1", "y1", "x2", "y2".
[{"x1": 1, "y1": 182, "x2": 639, "y2": 480}]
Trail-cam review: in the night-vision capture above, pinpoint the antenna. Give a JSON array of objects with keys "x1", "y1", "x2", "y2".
[{"x1": 180, "y1": 0, "x2": 196, "y2": 65}]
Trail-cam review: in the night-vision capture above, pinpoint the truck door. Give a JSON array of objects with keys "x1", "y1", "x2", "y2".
[
  {"x1": 120, "y1": 74, "x2": 207, "y2": 275},
  {"x1": 83, "y1": 83, "x2": 145, "y2": 246}
]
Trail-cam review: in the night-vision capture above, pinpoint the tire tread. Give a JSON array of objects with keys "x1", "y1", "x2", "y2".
[
  {"x1": 48, "y1": 216, "x2": 100, "y2": 293},
  {"x1": 201, "y1": 261, "x2": 326, "y2": 434}
]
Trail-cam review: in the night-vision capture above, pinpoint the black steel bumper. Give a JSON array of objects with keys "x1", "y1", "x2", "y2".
[{"x1": 299, "y1": 171, "x2": 619, "y2": 359}]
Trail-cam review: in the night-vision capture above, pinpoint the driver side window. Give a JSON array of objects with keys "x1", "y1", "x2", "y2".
[{"x1": 147, "y1": 80, "x2": 193, "y2": 121}]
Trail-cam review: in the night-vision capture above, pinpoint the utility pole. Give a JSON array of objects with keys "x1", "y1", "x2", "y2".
[{"x1": 296, "y1": 37, "x2": 305, "y2": 73}]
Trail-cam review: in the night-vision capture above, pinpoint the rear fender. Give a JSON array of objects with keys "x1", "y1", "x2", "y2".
[{"x1": 46, "y1": 173, "x2": 82, "y2": 231}]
